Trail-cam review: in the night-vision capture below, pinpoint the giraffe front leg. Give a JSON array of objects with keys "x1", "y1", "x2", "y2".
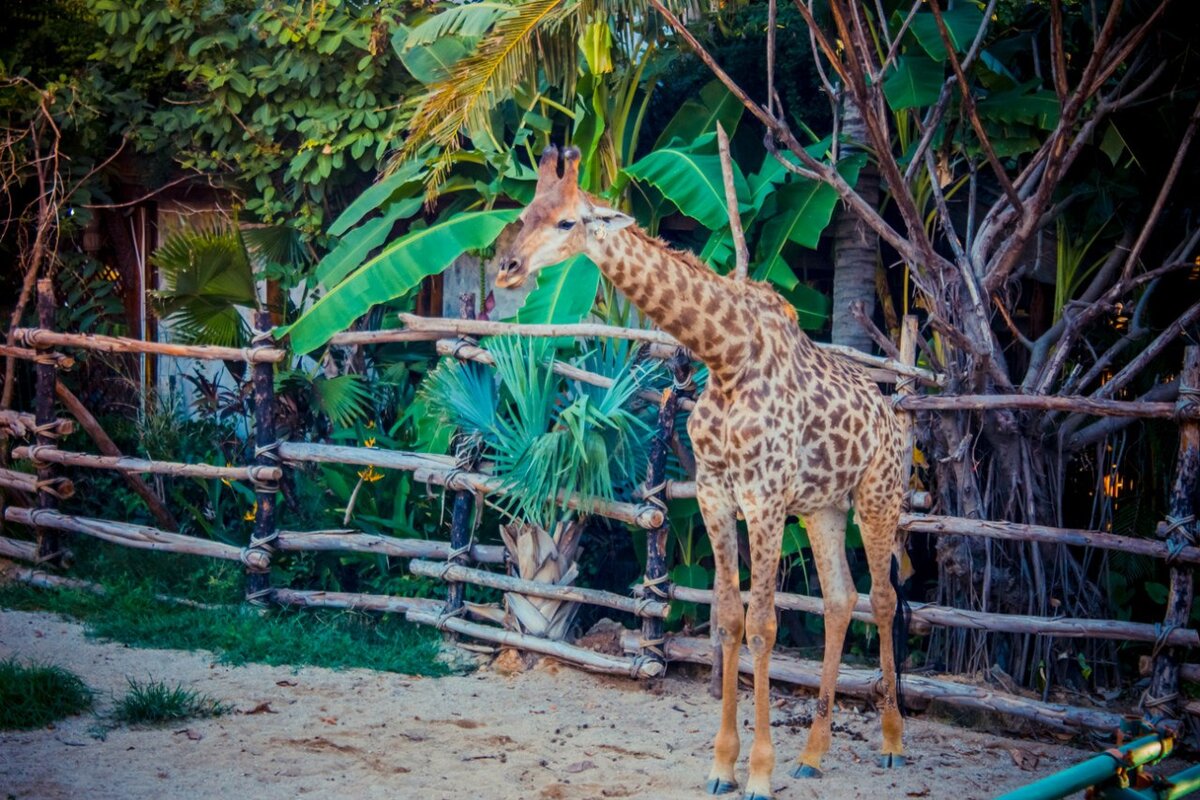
[
  {"x1": 698, "y1": 488, "x2": 742, "y2": 795},
  {"x1": 742, "y1": 504, "x2": 785, "y2": 800},
  {"x1": 792, "y1": 506, "x2": 855, "y2": 779}
]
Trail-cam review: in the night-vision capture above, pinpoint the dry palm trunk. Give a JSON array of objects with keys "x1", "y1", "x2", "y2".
[{"x1": 497, "y1": 520, "x2": 584, "y2": 640}]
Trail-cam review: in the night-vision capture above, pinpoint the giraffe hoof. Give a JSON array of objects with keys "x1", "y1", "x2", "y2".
[
  {"x1": 876, "y1": 754, "x2": 907, "y2": 769},
  {"x1": 706, "y1": 778, "x2": 738, "y2": 795},
  {"x1": 741, "y1": 793, "x2": 773, "y2": 800},
  {"x1": 790, "y1": 764, "x2": 822, "y2": 779}
]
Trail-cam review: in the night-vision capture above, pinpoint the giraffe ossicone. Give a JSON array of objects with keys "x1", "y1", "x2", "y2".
[{"x1": 499, "y1": 144, "x2": 909, "y2": 800}]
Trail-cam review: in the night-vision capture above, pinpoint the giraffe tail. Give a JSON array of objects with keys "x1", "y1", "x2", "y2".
[{"x1": 889, "y1": 554, "x2": 912, "y2": 716}]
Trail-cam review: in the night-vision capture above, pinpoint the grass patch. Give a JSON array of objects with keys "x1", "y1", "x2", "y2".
[
  {"x1": 0, "y1": 581, "x2": 450, "y2": 677},
  {"x1": 0, "y1": 658, "x2": 93, "y2": 730},
  {"x1": 112, "y1": 678, "x2": 227, "y2": 725}
]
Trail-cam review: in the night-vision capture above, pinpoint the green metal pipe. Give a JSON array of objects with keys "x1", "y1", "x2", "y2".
[
  {"x1": 1096, "y1": 762, "x2": 1200, "y2": 800},
  {"x1": 996, "y1": 735, "x2": 1174, "y2": 800}
]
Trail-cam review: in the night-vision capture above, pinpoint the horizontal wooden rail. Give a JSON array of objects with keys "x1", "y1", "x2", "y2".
[
  {"x1": 0, "y1": 536, "x2": 38, "y2": 562},
  {"x1": 0, "y1": 467, "x2": 73, "y2": 499},
  {"x1": 327, "y1": 329, "x2": 443, "y2": 347},
  {"x1": 896, "y1": 393, "x2": 1188, "y2": 420},
  {"x1": 13, "y1": 328, "x2": 287, "y2": 364},
  {"x1": 900, "y1": 513, "x2": 1200, "y2": 565},
  {"x1": 0, "y1": 344, "x2": 74, "y2": 368},
  {"x1": 407, "y1": 607, "x2": 663, "y2": 678},
  {"x1": 12, "y1": 446, "x2": 282, "y2": 483},
  {"x1": 4, "y1": 506, "x2": 243, "y2": 561},
  {"x1": 622, "y1": 632, "x2": 1123, "y2": 732},
  {"x1": 276, "y1": 530, "x2": 506, "y2": 564},
  {"x1": 670, "y1": 586, "x2": 1198, "y2": 647},
  {"x1": 279, "y1": 442, "x2": 664, "y2": 529},
  {"x1": 410, "y1": 559, "x2": 669, "y2": 619},
  {"x1": 274, "y1": 588, "x2": 444, "y2": 615},
  {"x1": 0, "y1": 410, "x2": 74, "y2": 439},
  {"x1": 399, "y1": 313, "x2": 943, "y2": 387}
]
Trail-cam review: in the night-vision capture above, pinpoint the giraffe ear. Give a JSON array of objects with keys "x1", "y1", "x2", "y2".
[{"x1": 583, "y1": 205, "x2": 634, "y2": 238}]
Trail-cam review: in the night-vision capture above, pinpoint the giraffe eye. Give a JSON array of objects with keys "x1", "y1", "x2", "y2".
[{"x1": 557, "y1": 219, "x2": 577, "y2": 231}]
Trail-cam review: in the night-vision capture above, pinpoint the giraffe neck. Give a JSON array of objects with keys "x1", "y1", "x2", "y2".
[{"x1": 586, "y1": 228, "x2": 756, "y2": 383}]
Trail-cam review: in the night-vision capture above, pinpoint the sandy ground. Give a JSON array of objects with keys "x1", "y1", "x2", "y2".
[{"x1": 0, "y1": 609, "x2": 1092, "y2": 800}]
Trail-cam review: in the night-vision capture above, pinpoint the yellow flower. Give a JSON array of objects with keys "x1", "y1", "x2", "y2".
[
  {"x1": 365, "y1": 420, "x2": 376, "y2": 429},
  {"x1": 357, "y1": 465, "x2": 384, "y2": 483},
  {"x1": 244, "y1": 501, "x2": 257, "y2": 522},
  {"x1": 363, "y1": 437, "x2": 377, "y2": 449}
]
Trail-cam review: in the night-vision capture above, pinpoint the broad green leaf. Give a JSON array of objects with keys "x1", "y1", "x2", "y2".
[
  {"x1": 623, "y1": 146, "x2": 749, "y2": 230},
  {"x1": 882, "y1": 55, "x2": 945, "y2": 111},
  {"x1": 667, "y1": 563, "x2": 712, "y2": 623},
  {"x1": 282, "y1": 209, "x2": 519, "y2": 354},
  {"x1": 746, "y1": 136, "x2": 834, "y2": 211},
  {"x1": 315, "y1": 197, "x2": 422, "y2": 287},
  {"x1": 782, "y1": 521, "x2": 809, "y2": 557},
  {"x1": 512, "y1": 254, "x2": 601, "y2": 326},
  {"x1": 653, "y1": 80, "x2": 743, "y2": 150},
  {"x1": 393, "y1": 27, "x2": 473, "y2": 84},
  {"x1": 977, "y1": 87, "x2": 1060, "y2": 130},
  {"x1": 778, "y1": 281, "x2": 831, "y2": 331},
  {"x1": 754, "y1": 155, "x2": 864, "y2": 261},
  {"x1": 909, "y1": 6, "x2": 985, "y2": 63},
  {"x1": 328, "y1": 159, "x2": 425, "y2": 237},
  {"x1": 401, "y1": 2, "x2": 515, "y2": 48}
]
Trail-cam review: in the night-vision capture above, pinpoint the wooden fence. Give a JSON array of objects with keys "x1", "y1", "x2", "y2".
[{"x1": 2, "y1": 277, "x2": 1199, "y2": 735}]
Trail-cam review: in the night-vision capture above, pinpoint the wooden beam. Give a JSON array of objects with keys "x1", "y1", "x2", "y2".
[
  {"x1": 12, "y1": 446, "x2": 280, "y2": 483},
  {"x1": 276, "y1": 530, "x2": 507, "y2": 564},
  {"x1": 15, "y1": 327, "x2": 287, "y2": 363}
]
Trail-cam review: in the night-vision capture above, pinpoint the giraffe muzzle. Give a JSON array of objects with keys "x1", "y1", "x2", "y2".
[{"x1": 496, "y1": 258, "x2": 528, "y2": 289}]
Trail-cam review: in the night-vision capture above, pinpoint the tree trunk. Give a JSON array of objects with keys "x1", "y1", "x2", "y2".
[{"x1": 830, "y1": 94, "x2": 880, "y2": 352}]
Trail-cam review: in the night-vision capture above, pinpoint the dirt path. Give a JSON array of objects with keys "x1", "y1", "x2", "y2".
[{"x1": 1, "y1": 610, "x2": 1087, "y2": 799}]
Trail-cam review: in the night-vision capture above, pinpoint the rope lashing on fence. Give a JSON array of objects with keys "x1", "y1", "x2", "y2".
[
  {"x1": 249, "y1": 442, "x2": 282, "y2": 494},
  {"x1": 1177, "y1": 384, "x2": 1200, "y2": 420},
  {"x1": 1163, "y1": 514, "x2": 1198, "y2": 563},
  {"x1": 241, "y1": 441, "x2": 280, "y2": 581},
  {"x1": 891, "y1": 375, "x2": 918, "y2": 409},
  {"x1": 433, "y1": 603, "x2": 468, "y2": 632},
  {"x1": 29, "y1": 423, "x2": 62, "y2": 441}
]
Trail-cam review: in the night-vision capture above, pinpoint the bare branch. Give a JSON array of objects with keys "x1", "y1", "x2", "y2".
[{"x1": 716, "y1": 122, "x2": 749, "y2": 282}]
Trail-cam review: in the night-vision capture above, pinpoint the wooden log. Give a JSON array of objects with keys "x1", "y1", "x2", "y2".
[
  {"x1": 55, "y1": 381, "x2": 180, "y2": 531},
  {"x1": 328, "y1": 329, "x2": 442, "y2": 347},
  {"x1": 410, "y1": 559, "x2": 669, "y2": 619},
  {"x1": 670, "y1": 586, "x2": 1197, "y2": 646},
  {"x1": 895, "y1": 393, "x2": 1181, "y2": 420},
  {"x1": 11, "y1": 446, "x2": 281, "y2": 483},
  {"x1": 658, "y1": 480, "x2": 932, "y2": 511},
  {"x1": 5, "y1": 506, "x2": 242, "y2": 561},
  {"x1": 279, "y1": 442, "x2": 664, "y2": 529},
  {"x1": 406, "y1": 607, "x2": 664, "y2": 678},
  {"x1": 14, "y1": 327, "x2": 287, "y2": 363},
  {"x1": 1139, "y1": 656, "x2": 1200, "y2": 684},
  {"x1": 641, "y1": 352, "x2": 691, "y2": 667},
  {"x1": 623, "y1": 632, "x2": 1125, "y2": 732},
  {"x1": 0, "y1": 467, "x2": 73, "y2": 500},
  {"x1": 276, "y1": 529, "x2": 507, "y2": 563},
  {"x1": 273, "y1": 588, "x2": 444, "y2": 615},
  {"x1": 1149, "y1": 346, "x2": 1200, "y2": 720},
  {"x1": 399, "y1": 313, "x2": 943, "y2": 387},
  {"x1": 0, "y1": 344, "x2": 74, "y2": 369},
  {"x1": 0, "y1": 536, "x2": 38, "y2": 562},
  {"x1": 0, "y1": 410, "x2": 72, "y2": 439},
  {"x1": 900, "y1": 513, "x2": 1200, "y2": 565},
  {"x1": 897, "y1": 315, "x2": 919, "y2": 498},
  {"x1": 34, "y1": 280, "x2": 60, "y2": 565},
  {"x1": 245, "y1": 312, "x2": 279, "y2": 601},
  {"x1": 435, "y1": 339, "x2": 697, "y2": 411}
]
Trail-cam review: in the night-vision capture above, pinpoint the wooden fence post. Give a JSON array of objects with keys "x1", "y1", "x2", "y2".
[
  {"x1": 32, "y1": 279, "x2": 63, "y2": 566},
  {"x1": 446, "y1": 293, "x2": 479, "y2": 616},
  {"x1": 244, "y1": 311, "x2": 278, "y2": 604},
  {"x1": 638, "y1": 350, "x2": 693, "y2": 672},
  {"x1": 897, "y1": 315, "x2": 919, "y2": 494},
  {"x1": 1146, "y1": 346, "x2": 1200, "y2": 727}
]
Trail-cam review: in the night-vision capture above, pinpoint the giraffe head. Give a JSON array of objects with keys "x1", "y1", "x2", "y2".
[{"x1": 496, "y1": 145, "x2": 634, "y2": 289}]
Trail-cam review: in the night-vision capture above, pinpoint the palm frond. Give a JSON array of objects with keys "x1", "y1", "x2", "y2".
[
  {"x1": 152, "y1": 223, "x2": 257, "y2": 347},
  {"x1": 418, "y1": 357, "x2": 500, "y2": 436},
  {"x1": 312, "y1": 374, "x2": 375, "y2": 429}
]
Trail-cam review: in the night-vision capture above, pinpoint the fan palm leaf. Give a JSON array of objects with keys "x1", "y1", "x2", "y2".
[{"x1": 152, "y1": 223, "x2": 257, "y2": 348}]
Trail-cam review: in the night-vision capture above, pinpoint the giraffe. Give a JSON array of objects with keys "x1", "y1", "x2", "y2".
[{"x1": 497, "y1": 145, "x2": 908, "y2": 800}]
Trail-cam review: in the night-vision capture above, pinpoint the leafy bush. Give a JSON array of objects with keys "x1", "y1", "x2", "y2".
[
  {"x1": 112, "y1": 678, "x2": 227, "y2": 725},
  {"x1": 0, "y1": 659, "x2": 94, "y2": 730}
]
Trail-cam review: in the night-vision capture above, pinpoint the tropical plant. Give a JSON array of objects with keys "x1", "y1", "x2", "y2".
[
  {"x1": 420, "y1": 336, "x2": 653, "y2": 531},
  {"x1": 152, "y1": 223, "x2": 258, "y2": 348}
]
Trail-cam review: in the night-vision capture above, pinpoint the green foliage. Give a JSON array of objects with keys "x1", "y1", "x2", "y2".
[
  {"x1": 421, "y1": 336, "x2": 653, "y2": 530},
  {"x1": 87, "y1": 0, "x2": 414, "y2": 234},
  {"x1": 0, "y1": 659, "x2": 94, "y2": 730},
  {"x1": 112, "y1": 678, "x2": 227, "y2": 725},
  {"x1": 0, "y1": 582, "x2": 450, "y2": 676},
  {"x1": 283, "y1": 208, "x2": 519, "y2": 354},
  {"x1": 152, "y1": 223, "x2": 258, "y2": 347}
]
